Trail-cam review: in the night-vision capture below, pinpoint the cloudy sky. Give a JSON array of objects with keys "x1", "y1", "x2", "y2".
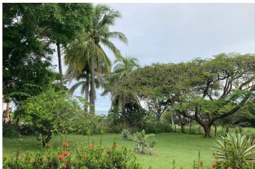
[{"x1": 60, "y1": 3, "x2": 254, "y2": 114}]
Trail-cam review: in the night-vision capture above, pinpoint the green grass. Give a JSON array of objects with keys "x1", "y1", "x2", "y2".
[{"x1": 3, "y1": 133, "x2": 218, "y2": 169}]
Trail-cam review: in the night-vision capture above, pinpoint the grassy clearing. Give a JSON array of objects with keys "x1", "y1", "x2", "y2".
[{"x1": 3, "y1": 133, "x2": 218, "y2": 169}]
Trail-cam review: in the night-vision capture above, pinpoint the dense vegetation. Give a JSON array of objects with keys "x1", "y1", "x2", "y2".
[{"x1": 3, "y1": 3, "x2": 255, "y2": 169}]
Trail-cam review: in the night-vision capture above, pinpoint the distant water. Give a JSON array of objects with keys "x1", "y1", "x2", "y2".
[{"x1": 96, "y1": 110, "x2": 109, "y2": 116}]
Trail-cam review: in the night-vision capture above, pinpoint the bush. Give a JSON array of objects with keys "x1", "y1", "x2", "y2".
[
  {"x1": 18, "y1": 89, "x2": 84, "y2": 147},
  {"x1": 70, "y1": 114, "x2": 107, "y2": 135},
  {"x1": 211, "y1": 133, "x2": 255, "y2": 169},
  {"x1": 3, "y1": 122, "x2": 20, "y2": 138},
  {"x1": 3, "y1": 140, "x2": 142, "y2": 169},
  {"x1": 143, "y1": 121, "x2": 172, "y2": 134}
]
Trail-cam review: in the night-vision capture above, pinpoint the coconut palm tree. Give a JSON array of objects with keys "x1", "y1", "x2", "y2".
[
  {"x1": 64, "y1": 4, "x2": 127, "y2": 114},
  {"x1": 101, "y1": 57, "x2": 140, "y2": 124}
]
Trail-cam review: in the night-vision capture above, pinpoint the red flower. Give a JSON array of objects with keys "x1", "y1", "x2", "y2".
[
  {"x1": 58, "y1": 155, "x2": 64, "y2": 160},
  {"x1": 62, "y1": 164, "x2": 67, "y2": 168},
  {"x1": 89, "y1": 144, "x2": 93, "y2": 148},
  {"x1": 62, "y1": 142, "x2": 68, "y2": 147},
  {"x1": 229, "y1": 142, "x2": 233, "y2": 146},
  {"x1": 111, "y1": 143, "x2": 118, "y2": 147},
  {"x1": 63, "y1": 151, "x2": 69, "y2": 156},
  {"x1": 83, "y1": 154, "x2": 87, "y2": 158},
  {"x1": 211, "y1": 163, "x2": 216, "y2": 168},
  {"x1": 227, "y1": 167, "x2": 233, "y2": 169}
]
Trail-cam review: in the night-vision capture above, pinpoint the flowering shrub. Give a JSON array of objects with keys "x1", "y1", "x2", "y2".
[
  {"x1": 3, "y1": 141, "x2": 142, "y2": 169},
  {"x1": 211, "y1": 133, "x2": 255, "y2": 169}
]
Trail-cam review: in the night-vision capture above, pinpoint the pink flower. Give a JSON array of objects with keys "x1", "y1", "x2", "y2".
[
  {"x1": 227, "y1": 167, "x2": 233, "y2": 169},
  {"x1": 62, "y1": 164, "x2": 67, "y2": 168},
  {"x1": 89, "y1": 144, "x2": 93, "y2": 148}
]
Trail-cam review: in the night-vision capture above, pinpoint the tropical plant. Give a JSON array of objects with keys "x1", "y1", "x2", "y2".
[
  {"x1": 65, "y1": 4, "x2": 127, "y2": 114},
  {"x1": 211, "y1": 133, "x2": 255, "y2": 168},
  {"x1": 120, "y1": 129, "x2": 133, "y2": 141},
  {"x1": 133, "y1": 129, "x2": 156, "y2": 155}
]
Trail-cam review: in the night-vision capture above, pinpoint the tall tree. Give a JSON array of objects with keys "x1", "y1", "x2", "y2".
[
  {"x1": 65, "y1": 4, "x2": 127, "y2": 114},
  {"x1": 101, "y1": 57, "x2": 140, "y2": 125},
  {"x1": 3, "y1": 3, "x2": 56, "y2": 103},
  {"x1": 38, "y1": 3, "x2": 93, "y2": 87}
]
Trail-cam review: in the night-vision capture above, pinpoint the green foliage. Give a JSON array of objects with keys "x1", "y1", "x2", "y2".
[
  {"x1": 3, "y1": 141, "x2": 142, "y2": 169},
  {"x1": 3, "y1": 122, "x2": 21, "y2": 138},
  {"x1": 70, "y1": 114, "x2": 107, "y2": 135},
  {"x1": 18, "y1": 89, "x2": 83, "y2": 147},
  {"x1": 119, "y1": 129, "x2": 133, "y2": 141},
  {"x1": 133, "y1": 130, "x2": 157, "y2": 155},
  {"x1": 211, "y1": 133, "x2": 255, "y2": 168}
]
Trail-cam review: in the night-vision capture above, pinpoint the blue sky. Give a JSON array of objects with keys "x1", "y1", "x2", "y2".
[{"x1": 54, "y1": 3, "x2": 255, "y2": 114}]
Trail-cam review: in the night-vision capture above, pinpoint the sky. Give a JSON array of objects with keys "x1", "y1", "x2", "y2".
[{"x1": 84, "y1": 3, "x2": 254, "y2": 114}]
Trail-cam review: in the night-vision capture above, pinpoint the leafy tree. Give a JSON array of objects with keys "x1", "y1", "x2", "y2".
[
  {"x1": 64, "y1": 4, "x2": 127, "y2": 114},
  {"x1": 119, "y1": 53, "x2": 255, "y2": 137},
  {"x1": 173, "y1": 53, "x2": 255, "y2": 137},
  {"x1": 18, "y1": 89, "x2": 83, "y2": 147},
  {"x1": 3, "y1": 3, "x2": 57, "y2": 103}
]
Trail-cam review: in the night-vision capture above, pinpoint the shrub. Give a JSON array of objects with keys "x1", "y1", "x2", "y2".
[
  {"x1": 143, "y1": 121, "x2": 172, "y2": 134},
  {"x1": 3, "y1": 121, "x2": 20, "y2": 138},
  {"x1": 211, "y1": 133, "x2": 255, "y2": 169},
  {"x1": 70, "y1": 114, "x2": 107, "y2": 135},
  {"x1": 18, "y1": 89, "x2": 83, "y2": 147},
  {"x1": 119, "y1": 129, "x2": 133, "y2": 141},
  {"x1": 134, "y1": 129, "x2": 156, "y2": 155},
  {"x1": 3, "y1": 141, "x2": 142, "y2": 169}
]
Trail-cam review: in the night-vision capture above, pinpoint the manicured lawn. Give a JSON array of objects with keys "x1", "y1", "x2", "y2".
[{"x1": 3, "y1": 133, "x2": 217, "y2": 169}]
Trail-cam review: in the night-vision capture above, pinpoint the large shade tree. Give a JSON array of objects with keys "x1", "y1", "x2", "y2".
[
  {"x1": 118, "y1": 53, "x2": 255, "y2": 137},
  {"x1": 65, "y1": 4, "x2": 128, "y2": 114}
]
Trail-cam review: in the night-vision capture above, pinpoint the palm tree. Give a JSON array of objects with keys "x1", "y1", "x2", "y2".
[
  {"x1": 64, "y1": 4, "x2": 127, "y2": 114},
  {"x1": 101, "y1": 57, "x2": 140, "y2": 124}
]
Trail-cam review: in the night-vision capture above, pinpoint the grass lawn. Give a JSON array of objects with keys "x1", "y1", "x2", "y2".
[{"x1": 3, "y1": 133, "x2": 217, "y2": 169}]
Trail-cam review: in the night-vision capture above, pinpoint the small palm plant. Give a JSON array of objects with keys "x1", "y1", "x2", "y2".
[
  {"x1": 119, "y1": 129, "x2": 133, "y2": 141},
  {"x1": 133, "y1": 129, "x2": 156, "y2": 155},
  {"x1": 211, "y1": 133, "x2": 255, "y2": 168}
]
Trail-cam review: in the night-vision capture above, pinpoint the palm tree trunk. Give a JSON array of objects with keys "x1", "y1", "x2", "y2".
[
  {"x1": 90, "y1": 56, "x2": 95, "y2": 114},
  {"x1": 57, "y1": 42, "x2": 63, "y2": 87},
  {"x1": 84, "y1": 73, "x2": 89, "y2": 112}
]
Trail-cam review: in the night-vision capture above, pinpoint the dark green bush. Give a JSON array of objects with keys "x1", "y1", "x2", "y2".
[
  {"x1": 143, "y1": 122, "x2": 172, "y2": 134},
  {"x1": 3, "y1": 122, "x2": 20, "y2": 138}
]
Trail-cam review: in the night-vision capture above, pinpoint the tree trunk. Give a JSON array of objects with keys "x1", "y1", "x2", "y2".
[
  {"x1": 84, "y1": 74, "x2": 89, "y2": 112},
  {"x1": 57, "y1": 43, "x2": 63, "y2": 87},
  {"x1": 202, "y1": 123, "x2": 212, "y2": 137},
  {"x1": 90, "y1": 56, "x2": 95, "y2": 114},
  {"x1": 180, "y1": 123, "x2": 185, "y2": 133}
]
